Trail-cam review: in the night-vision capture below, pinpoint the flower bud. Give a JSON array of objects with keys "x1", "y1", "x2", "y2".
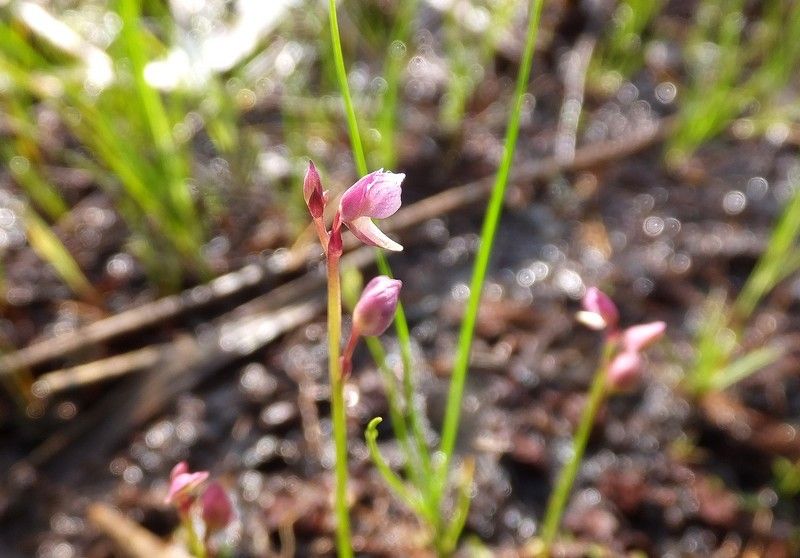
[
  {"x1": 200, "y1": 482, "x2": 235, "y2": 533},
  {"x1": 338, "y1": 170, "x2": 404, "y2": 251},
  {"x1": 582, "y1": 287, "x2": 619, "y2": 330},
  {"x1": 607, "y1": 350, "x2": 642, "y2": 391},
  {"x1": 622, "y1": 321, "x2": 666, "y2": 353},
  {"x1": 304, "y1": 161, "x2": 325, "y2": 219},
  {"x1": 353, "y1": 276, "x2": 402, "y2": 336}
]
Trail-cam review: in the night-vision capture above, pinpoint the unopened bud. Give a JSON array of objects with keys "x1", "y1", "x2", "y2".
[
  {"x1": 304, "y1": 161, "x2": 325, "y2": 219},
  {"x1": 201, "y1": 482, "x2": 235, "y2": 533},
  {"x1": 353, "y1": 276, "x2": 402, "y2": 337}
]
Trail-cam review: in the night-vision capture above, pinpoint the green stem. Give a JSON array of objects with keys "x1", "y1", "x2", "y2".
[
  {"x1": 327, "y1": 253, "x2": 353, "y2": 558},
  {"x1": 540, "y1": 343, "x2": 614, "y2": 549},
  {"x1": 364, "y1": 336, "x2": 421, "y2": 488},
  {"x1": 327, "y1": 0, "x2": 428, "y2": 503},
  {"x1": 181, "y1": 514, "x2": 206, "y2": 558},
  {"x1": 438, "y1": 0, "x2": 545, "y2": 485},
  {"x1": 375, "y1": 258, "x2": 431, "y2": 482}
]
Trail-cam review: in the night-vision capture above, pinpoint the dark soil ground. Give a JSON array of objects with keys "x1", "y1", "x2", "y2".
[{"x1": 2, "y1": 2, "x2": 800, "y2": 557}]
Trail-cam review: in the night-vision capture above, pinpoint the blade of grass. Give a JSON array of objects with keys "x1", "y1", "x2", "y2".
[
  {"x1": 735, "y1": 178, "x2": 800, "y2": 318},
  {"x1": 711, "y1": 345, "x2": 783, "y2": 392},
  {"x1": 23, "y1": 207, "x2": 95, "y2": 300},
  {"x1": 438, "y1": 0, "x2": 544, "y2": 479},
  {"x1": 374, "y1": 0, "x2": 419, "y2": 169},
  {"x1": 116, "y1": 0, "x2": 199, "y2": 236}
]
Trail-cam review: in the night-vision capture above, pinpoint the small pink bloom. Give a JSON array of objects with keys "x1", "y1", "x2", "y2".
[
  {"x1": 304, "y1": 161, "x2": 326, "y2": 219},
  {"x1": 338, "y1": 170, "x2": 404, "y2": 251},
  {"x1": 166, "y1": 462, "x2": 209, "y2": 507},
  {"x1": 201, "y1": 482, "x2": 235, "y2": 533},
  {"x1": 353, "y1": 276, "x2": 402, "y2": 337},
  {"x1": 582, "y1": 287, "x2": 619, "y2": 330},
  {"x1": 607, "y1": 350, "x2": 642, "y2": 391},
  {"x1": 622, "y1": 321, "x2": 666, "y2": 353}
]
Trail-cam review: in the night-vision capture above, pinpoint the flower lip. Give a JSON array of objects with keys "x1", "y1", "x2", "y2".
[{"x1": 353, "y1": 276, "x2": 403, "y2": 337}]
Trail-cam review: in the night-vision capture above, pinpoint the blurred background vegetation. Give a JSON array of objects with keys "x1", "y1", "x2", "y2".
[
  {"x1": 1, "y1": 0, "x2": 800, "y2": 429},
  {"x1": 3, "y1": 0, "x2": 800, "y2": 554}
]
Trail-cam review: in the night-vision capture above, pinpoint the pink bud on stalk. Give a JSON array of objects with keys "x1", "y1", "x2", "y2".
[
  {"x1": 581, "y1": 287, "x2": 619, "y2": 331},
  {"x1": 338, "y1": 170, "x2": 404, "y2": 251},
  {"x1": 353, "y1": 276, "x2": 403, "y2": 337},
  {"x1": 341, "y1": 276, "x2": 403, "y2": 378},
  {"x1": 200, "y1": 481, "x2": 235, "y2": 533},
  {"x1": 304, "y1": 161, "x2": 326, "y2": 219},
  {"x1": 166, "y1": 462, "x2": 209, "y2": 512}
]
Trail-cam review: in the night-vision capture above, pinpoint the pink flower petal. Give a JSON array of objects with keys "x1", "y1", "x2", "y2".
[
  {"x1": 347, "y1": 216, "x2": 403, "y2": 251},
  {"x1": 363, "y1": 172, "x2": 403, "y2": 218},
  {"x1": 166, "y1": 471, "x2": 209, "y2": 505},
  {"x1": 622, "y1": 321, "x2": 666, "y2": 353},
  {"x1": 607, "y1": 350, "x2": 642, "y2": 391},
  {"x1": 338, "y1": 172, "x2": 374, "y2": 222}
]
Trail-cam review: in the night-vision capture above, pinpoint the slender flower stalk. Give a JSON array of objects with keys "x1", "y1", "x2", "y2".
[
  {"x1": 325, "y1": 0, "x2": 424, "y2": 498},
  {"x1": 302, "y1": 161, "x2": 405, "y2": 558},
  {"x1": 539, "y1": 288, "x2": 665, "y2": 552},
  {"x1": 319, "y1": 211, "x2": 353, "y2": 558},
  {"x1": 539, "y1": 343, "x2": 612, "y2": 549}
]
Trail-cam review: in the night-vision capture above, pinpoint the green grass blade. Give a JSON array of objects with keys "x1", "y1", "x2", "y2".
[
  {"x1": 438, "y1": 0, "x2": 545, "y2": 474},
  {"x1": 23, "y1": 207, "x2": 95, "y2": 300},
  {"x1": 711, "y1": 345, "x2": 783, "y2": 392}
]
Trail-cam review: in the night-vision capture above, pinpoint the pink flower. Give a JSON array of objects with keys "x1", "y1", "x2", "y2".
[
  {"x1": 622, "y1": 321, "x2": 666, "y2": 353},
  {"x1": 338, "y1": 170, "x2": 404, "y2": 251},
  {"x1": 353, "y1": 276, "x2": 402, "y2": 337},
  {"x1": 581, "y1": 287, "x2": 619, "y2": 331},
  {"x1": 200, "y1": 481, "x2": 235, "y2": 533},
  {"x1": 166, "y1": 462, "x2": 209, "y2": 509},
  {"x1": 304, "y1": 161, "x2": 326, "y2": 219}
]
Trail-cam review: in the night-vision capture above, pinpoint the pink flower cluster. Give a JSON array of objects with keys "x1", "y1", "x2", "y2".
[
  {"x1": 579, "y1": 287, "x2": 665, "y2": 390},
  {"x1": 165, "y1": 462, "x2": 235, "y2": 533},
  {"x1": 303, "y1": 162, "x2": 405, "y2": 377}
]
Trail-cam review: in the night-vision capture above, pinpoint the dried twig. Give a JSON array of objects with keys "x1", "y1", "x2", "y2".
[
  {"x1": 0, "y1": 117, "x2": 669, "y2": 376},
  {"x1": 87, "y1": 503, "x2": 191, "y2": 558}
]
